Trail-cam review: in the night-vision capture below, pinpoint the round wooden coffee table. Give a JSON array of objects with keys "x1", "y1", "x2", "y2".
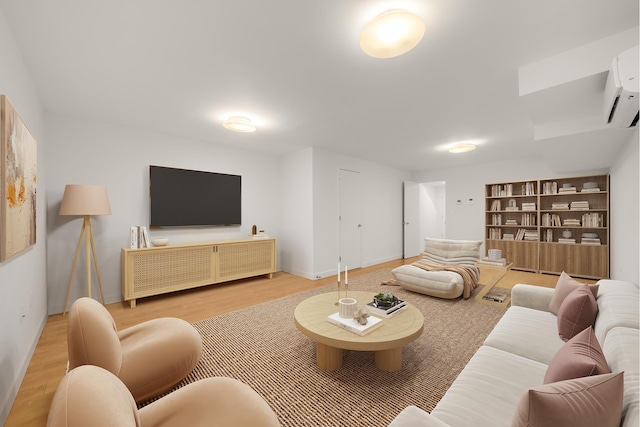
[{"x1": 294, "y1": 291, "x2": 424, "y2": 371}]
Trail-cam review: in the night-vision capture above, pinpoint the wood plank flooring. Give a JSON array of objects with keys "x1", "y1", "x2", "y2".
[{"x1": 5, "y1": 259, "x2": 565, "y2": 426}]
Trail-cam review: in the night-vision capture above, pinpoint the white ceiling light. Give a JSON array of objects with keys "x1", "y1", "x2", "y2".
[
  {"x1": 448, "y1": 143, "x2": 477, "y2": 154},
  {"x1": 360, "y1": 9, "x2": 425, "y2": 59},
  {"x1": 223, "y1": 116, "x2": 256, "y2": 133}
]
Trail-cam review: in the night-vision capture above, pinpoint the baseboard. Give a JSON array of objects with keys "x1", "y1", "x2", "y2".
[{"x1": 0, "y1": 311, "x2": 47, "y2": 425}]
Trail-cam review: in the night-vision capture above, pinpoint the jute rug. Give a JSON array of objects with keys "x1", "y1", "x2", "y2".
[{"x1": 146, "y1": 268, "x2": 507, "y2": 426}]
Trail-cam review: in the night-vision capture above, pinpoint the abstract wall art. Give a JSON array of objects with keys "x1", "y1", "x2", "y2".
[{"x1": 1, "y1": 94, "x2": 37, "y2": 262}]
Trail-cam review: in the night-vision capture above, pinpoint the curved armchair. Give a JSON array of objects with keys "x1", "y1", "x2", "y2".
[
  {"x1": 47, "y1": 365, "x2": 281, "y2": 427},
  {"x1": 67, "y1": 297, "x2": 202, "y2": 402}
]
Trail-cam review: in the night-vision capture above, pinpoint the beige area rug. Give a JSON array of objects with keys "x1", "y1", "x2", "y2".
[{"x1": 143, "y1": 269, "x2": 507, "y2": 426}]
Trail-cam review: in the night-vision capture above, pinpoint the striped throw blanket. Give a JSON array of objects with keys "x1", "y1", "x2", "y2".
[{"x1": 411, "y1": 260, "x2": 479, "y2": 299}]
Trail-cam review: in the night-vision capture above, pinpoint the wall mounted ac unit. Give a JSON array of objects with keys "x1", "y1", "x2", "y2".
[{"x1": 604, "y1": 46, "x2": 639, "y2": 128}]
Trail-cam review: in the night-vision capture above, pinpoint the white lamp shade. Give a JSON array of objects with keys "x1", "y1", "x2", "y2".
[
  {"x1": 360, "y1": 10, "x2": 425, "y2": 59},
  {"x1": 59, "y1": 185, "x2": 112, "y2": 216}
]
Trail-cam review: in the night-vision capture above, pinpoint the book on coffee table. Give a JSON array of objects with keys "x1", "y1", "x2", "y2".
[
  {"x1": 327, "y1": 312, "x2": 383, "y2": 336},
  {"x1": 365, "y1": 300, "x2": 407, "y2": 318}
]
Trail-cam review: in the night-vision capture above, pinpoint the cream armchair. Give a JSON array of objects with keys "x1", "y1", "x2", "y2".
[
  {"x1": 47, "y1": 365, "x2": 281, "y2": 427},
  {"x1": 67, "y1": 297, "x2": 202, "y2": 402}
]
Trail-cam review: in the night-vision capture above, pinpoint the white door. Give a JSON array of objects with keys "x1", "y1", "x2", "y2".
[
  {"x1": 403, "y1": 180, "x2": 421, "y2": 258},
  {"x1": 338, "y1": 169, "x2": 362, "y2": 270}
]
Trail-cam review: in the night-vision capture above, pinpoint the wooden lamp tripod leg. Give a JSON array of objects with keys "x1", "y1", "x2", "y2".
[
  {"x1": 87, "y1": 217, "x2": 106, "y2": 304},
  {"x1": 62, "y1": 215, "x2": 106, "y2": 315},
  {"x1": 63, "y1": 221, "x2": 86, "y2": 316}
]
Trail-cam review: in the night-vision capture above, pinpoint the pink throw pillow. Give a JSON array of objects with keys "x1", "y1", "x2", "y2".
[
  {"x1": 549, "y1": 271, "x2": 599, "y2": 315},
  {"x1": 557, "y1": 284, "x2": 598, "y2": 341},
  {"x1": 544, "y1": 326, "x2": 610, "y2": 384},
  {"x1": 511, "y1": 372, "x2": 624, "y2": 427}
]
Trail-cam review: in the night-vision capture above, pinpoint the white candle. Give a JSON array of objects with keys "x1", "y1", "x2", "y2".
[
  {"x1": 338, "y1": 263, "x2": 340, "y2": 282},
  {"x1": 345, "y1": 266, "x2": 348, "y2": 284}
]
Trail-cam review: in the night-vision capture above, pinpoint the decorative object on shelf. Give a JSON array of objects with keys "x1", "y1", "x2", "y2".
[
  {"x1": 251, "y1": 224, "x2": 257, "y2": 235},
  {"x1": 353, "y1": 307, "x2": 370, "y2": 325},
  {"x1": 130, "y1": 225, "x2": 150, "y2": 248},
  {"x1": 59, "y1": 184, "x2": 112, "y2": 314},
  {"x1": 151, "y1": 238, "x2": 168, "y2": 247},
  {"x1": 562, "y1": 230, "x2": 573, "y2": 239},
  {"x1": 0, "y1": 95, "x2": 37, "y2": 262}
]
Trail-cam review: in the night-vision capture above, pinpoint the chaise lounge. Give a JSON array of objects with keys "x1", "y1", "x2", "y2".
[{"x1": 391, "y1": 238, "x2": 481, "y2": 299}]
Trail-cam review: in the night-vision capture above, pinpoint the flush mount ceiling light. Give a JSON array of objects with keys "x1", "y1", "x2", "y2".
[
  {"x1": 448, "y1": 143, "x2": 477, "y2": 154},
  {"x1": 223, "y1": 116, "x2": 256, "y2": 133},
  {"x1": 360, "y1": 9, "x2": 425, "y2": 59}
]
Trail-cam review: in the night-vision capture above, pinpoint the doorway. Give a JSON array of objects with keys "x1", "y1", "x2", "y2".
[{"x1": 338, "y1": 169, "x2": 362, "y2": 270}]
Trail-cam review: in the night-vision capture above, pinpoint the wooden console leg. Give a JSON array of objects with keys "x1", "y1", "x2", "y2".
[
  {"x1": 316, "y1": 343, "x2": 343, "y2": 370},
  {"x1": 375, "y1": 347, "x2": 403, "y2": 371}
]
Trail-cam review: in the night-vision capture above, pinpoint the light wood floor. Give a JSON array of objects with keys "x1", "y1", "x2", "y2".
[{"x1": 6, "y1": 259, "x2": 567, "y2": 426}]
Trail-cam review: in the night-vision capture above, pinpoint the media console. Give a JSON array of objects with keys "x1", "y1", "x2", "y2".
[{"x1": 121, "y1": 238, "x2": 276, "y2": 307}]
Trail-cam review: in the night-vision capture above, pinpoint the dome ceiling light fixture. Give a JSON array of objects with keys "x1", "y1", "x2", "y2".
[
  {"x1": 448, "y1": 143, "x2": 477, "y2": 154},
  {"x1": 223, "y1": 116, "x2": 256, "y2": 133},
  {"x1": 360, "y1": 9, "x2": 425, "y2": 59}
]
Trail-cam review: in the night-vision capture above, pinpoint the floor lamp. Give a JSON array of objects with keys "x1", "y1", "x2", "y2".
[{"x1": 59, "y1": 184, "x2": 112, "y2": 314}]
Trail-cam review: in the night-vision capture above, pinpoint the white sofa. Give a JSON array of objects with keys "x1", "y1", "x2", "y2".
[{"x1": 389, "y1": 278, "x2": 639, "y2": 427}]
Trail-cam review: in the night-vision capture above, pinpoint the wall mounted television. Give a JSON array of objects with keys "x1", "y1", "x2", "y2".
[{"x1": 149, "y1": 166, "x2": 241, "y2": 227}]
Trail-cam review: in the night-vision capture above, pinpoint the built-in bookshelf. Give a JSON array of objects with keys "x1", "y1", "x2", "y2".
[{"x1": 485, "y1": 175, "x2": 609, "y2": 279}]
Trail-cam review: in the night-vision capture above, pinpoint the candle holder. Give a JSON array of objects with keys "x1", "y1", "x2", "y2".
[{"x1": 336, "y1": 280, "x2": 342, "y2": 305}]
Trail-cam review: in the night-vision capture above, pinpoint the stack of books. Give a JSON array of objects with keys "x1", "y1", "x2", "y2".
[
  {"x1": 478, "y1": 257, "x2": 507, "y2": 267},
  {"x1": 559, "y1": 185, "x2": 577, "y2": 194},
  {"x1": 558, "y1": 238, "x2": 576, "y2": 244},
  {"x1": 542, "y1": 181, "x2": 558, "y2": 195},
  {"x1": 505, "y1": 219, "x2": 518, "y2": 225},
  {"x1": 570, "y1": 201, "x2": 589, "y2": 210},
  {"x1": 521, "y1": 202, "x2": 536, "y2": 211},
  {"x1": 130, "y1": 226, "x2": 150, "y2": 248},
  {"x1": 524, "y1": 230, "x2": 538, "y2": 241},
  {"x1": 489, "y1": 228, "x2": 502, "y2": 239},
  {"x1": 552, "y1": 203, "x2": 569, "y2": 210},
  {"x1": 563, "y1": 218, "x2": 581, "y2": 227},
  {"x1": 327, "y1": 313, "x2": 383, "y2": 335},
  {"x1": 581, "y1": 238, "x2": 602, "y2": 245},
  {"x1": 503, "y1": 233, "x2": 515, "y2": 240},
  {"x1": 582, "y1": 213, "x2": 603, "y2": 227},
  {"x1": 365, "y1": 299, "x2": 407, "y2": 318},
  {"x1": 581, "y1": 182, "x2": 600, "y2": 192}
]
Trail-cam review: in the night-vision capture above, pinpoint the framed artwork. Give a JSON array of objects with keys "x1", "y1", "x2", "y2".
[{"x1": 1, "y1": 95, "x2": 37, "y2": 261}]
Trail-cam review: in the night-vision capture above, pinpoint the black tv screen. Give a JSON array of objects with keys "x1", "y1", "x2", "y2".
[{"x1": 150, "y1": 166, "x2": 241, "y2": 227}]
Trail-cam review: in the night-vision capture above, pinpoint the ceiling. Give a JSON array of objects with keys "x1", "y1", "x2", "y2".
[{"x1": 1, "y1": 0, "x2": 638, "y2": 173}]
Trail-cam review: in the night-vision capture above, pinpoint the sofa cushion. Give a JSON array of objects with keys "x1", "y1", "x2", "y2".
[
  {"x1": 431, "y1": 346, "x2": 547, "y2": 427},
  {"x1": 391, "y1": 265, "x2": 463, "y2": 299},
  {"x1": 557, "y1": 284, "x2": 598, "y2": 341},
  {"x1": 549, "y1": 272, "x2": 598, "y2": 315},
  {"x1": 602, "y1": 327, "x2": 639, "y2": 427},
  {"x1": 544, "y1": 326, "x2": 610, "y2": 384},
  {"x1": 594, "y1": 280, "x2": 640, "y2": 344},
  {"x1": 511, "y1": 372, "x2": 624, "y2": 427},
  {"x1": 483, "y1": 306, "x2": 564, "y2": 365}
]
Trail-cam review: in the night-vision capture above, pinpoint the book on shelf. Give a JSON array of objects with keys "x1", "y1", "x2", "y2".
[
  {"x1": 581, "y1": 238, "x2": 602, "y2": 245},
  {"x1": 542, "y1": 181, "x2": 558, "y2": 195},
  {"x1": 563, "y1": 219, "x2": 581, "y2": 227},
  {"x1": 327, "y1": 312, "x2": 383, "y2": 336},
  {"x1": 570, "y1": 201, "x2": 589, "y2": 210},
  {"x1": 521, "y1": 202, "x2": 536, "y2": 211},
  {"x1": 559, "y1": 187, "x2": 577, "y2": 193},
  {"x1": 365, "y1": 300, "x2": 407, "y2": 318},
  {"x1": 130, "y1": 226, "x2": 151, "y2": 249},
  {"x1": 551, "y1": 203, "x2": 569, "y2": 210},
  {"x1": 580, "y1": 187, "x2": 601, "y2": 193},
  {"x1": 503, "y1": 233, "x2": 515, "y2": 240},
  {"x1": 558, "y1": 238, "x2": 576, "y2": 244}
]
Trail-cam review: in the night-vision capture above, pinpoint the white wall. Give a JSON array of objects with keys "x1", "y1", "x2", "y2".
[
  {"x1": 420, "y1": 181, "x2": 446, "y2": 240},
  {"x1": 609, "y1": 130, "x2": 639, "y2": 284},
  {"x1": 45, "y1": 113, "x2": 283, "y2": 314},
  {"x1": 0, "y1": 9, "x2": 47, "y2": 424},
  {"x1": 311, "y1": 148, "x2": 411, "y2": 279},
  {"x1": 279, "y1": 148, "x2": 314, "y2": 278}
]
